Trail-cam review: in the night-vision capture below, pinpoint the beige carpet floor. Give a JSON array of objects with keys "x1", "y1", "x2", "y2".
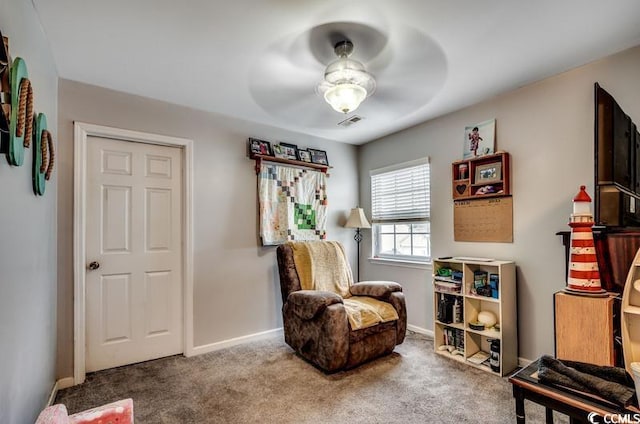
[{"x1": 56, "y1": 332, "x2": 566, "y2": 423}]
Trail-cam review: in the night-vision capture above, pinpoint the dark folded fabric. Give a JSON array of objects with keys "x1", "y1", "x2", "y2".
[
  {"x1": 538, "y1": 355, "x2": 635, "y2": 407},
  {"x1": 558, "y1": 358, "x2": 634, "y2": 388}
]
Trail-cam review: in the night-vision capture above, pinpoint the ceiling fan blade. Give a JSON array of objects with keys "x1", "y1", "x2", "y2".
[{"x1": 370, "y1": 27, "x2": 446, "y2": 81}]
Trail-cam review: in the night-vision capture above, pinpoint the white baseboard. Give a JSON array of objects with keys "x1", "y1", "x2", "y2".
[
  {"x1": 192, "y1": 328, "x2": 283, "y2": 356},
  {"x1": 47, "y1": 377, "x2": 76, "y2": 405},
  {"x1": 47, "y1": 381, "x2": 59, "y2": 407},
  {"x1": 407, "y1": 324, "x2": 434, "y2": 338},
  {"x1": 57, "y1": 377, "x2": 74, "y2": 390}
]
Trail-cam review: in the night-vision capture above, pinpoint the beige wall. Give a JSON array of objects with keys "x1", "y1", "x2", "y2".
[
  {"x1": 358, "y1": 45, "x2": 640, "y2": 361},
  {"x1": 0, "y1": 0, "x2": 59, "y2": 422},
  {"x1": 57, "y1": 80, "x2": 359, "y2": 378},
  {"x1": 55, "y1": 44, "x2": 640, "y2": 373}
]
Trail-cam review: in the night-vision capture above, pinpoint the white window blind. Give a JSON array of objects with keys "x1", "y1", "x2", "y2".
[{"x1": 371, "y1": 158, "x2": 430, "y2": 222}]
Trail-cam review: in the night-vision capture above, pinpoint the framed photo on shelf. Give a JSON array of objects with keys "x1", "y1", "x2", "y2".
[
  {"x1": 308, "y1": 148, "x2": 329, "y2": 165},
  {"x1": 272, "y1": 144, "x2": 289, "y2": 159},
  {"x1": 463, "y1": 119, "x2": 496, "y2": 159},
  {"x1": 457, "y1": 163, "x2": 469, "y2": 180},
  {"x1": 248, "y1": 138, "x2": 272, "y2": 157},
  {"x1": 297, "y1": 149, "x2": 312, "y2": 163},
  {"x1": 279, "y1": 142, "x2": 298, "y2": 160},
  {"x1": 475, "y1": 162, "x2": 502, "y2": 184}
]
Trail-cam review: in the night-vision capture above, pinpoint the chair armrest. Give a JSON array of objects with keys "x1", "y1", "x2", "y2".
[
  {"x1": 350, "y1": 281, "x2": 402, "y2": 300},
  {"x1": 286, "y1": 290, "x2": 343, "y2": 320}
]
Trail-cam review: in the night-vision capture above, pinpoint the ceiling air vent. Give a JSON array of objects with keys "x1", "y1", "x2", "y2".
[{"x1": 337, "y1": 115, "x2": 364, "y2": 127}]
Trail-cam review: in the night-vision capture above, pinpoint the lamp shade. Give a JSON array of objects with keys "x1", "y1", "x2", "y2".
[
  {"x1": 324, "y1": 83, "x2": 367, "y2": 114},
  {"x1": 345, "y1": 208, "x2": 371, "y2": 229}
]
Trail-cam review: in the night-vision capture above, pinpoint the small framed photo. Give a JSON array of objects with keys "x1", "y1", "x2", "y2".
[
  {"x1": 273, "y1": 143, "x2": 297, "y2": 160},
  {"x1": 463, "y1": 118, "x2": 496, "y2": 159},
  {"x1": 272, "y1": 144, "x2": 285, "y2": 158},
  {"x1": 308, "y1": 148, "x2": 329, "y2": 165},
  {"x1": 297, "y1": 149, "x2": 312, "y2": 163},
  {"x1": 248, "y1": 138, "x2": 272, "y2": 157},
  {"x1": 474, "y1": 162, "x2": 502, "y2": 184},
  {"x1": 279, "y1": 142, "x2": 299, "y2": 160}
]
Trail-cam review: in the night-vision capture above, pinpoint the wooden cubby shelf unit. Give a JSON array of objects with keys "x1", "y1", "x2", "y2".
[
  {"x1": 252, "y1": 154, "x2": 331, "y2": 175},
  {"x1": 432, "y1": 257, "x2": 517, "y2": 376},
  {"x1": 452, "y1": 152, "x2": 510, "y2": 200}
]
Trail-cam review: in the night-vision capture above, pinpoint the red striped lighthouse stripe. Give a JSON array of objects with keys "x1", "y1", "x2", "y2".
[
  {"x1": 569, "y1": 254, "x2": 598, "y2": 262},
  {"x1": 569, "y1": 221, "x2": 594, "y2": 228},
  {"x1": 571, "y1": 226, "x2": 593, "y2": 232},
  {"x1": 569, "y1": 269, "x2": 600, "y2": 280},
  {"x1": 571, "y1": 240, "x2": 595, "y2": 247}
]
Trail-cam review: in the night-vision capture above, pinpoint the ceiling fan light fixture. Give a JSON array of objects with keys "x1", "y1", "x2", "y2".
[
  {"x1": 324, "y1": 83, "x2": 367, "y2": 114},
  {"x1": 318, "y1": 40, "x2": 376, "y2": 114}
]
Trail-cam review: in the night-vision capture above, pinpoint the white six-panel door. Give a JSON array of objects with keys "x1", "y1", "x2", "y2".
[{"x1": 85, "y1": 136, "x2": 183, "y2": 372}]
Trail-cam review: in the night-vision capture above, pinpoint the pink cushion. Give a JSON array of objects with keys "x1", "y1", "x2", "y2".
[
  {"x1": 35, "y1": 404, "x2": 69, "y2": 424},
  {"x1": 68, "y1": 399, "x2": 134, "y2": 424},
  {"x1": 36, "y1": 399, "x2": 133, "y2": 424}
]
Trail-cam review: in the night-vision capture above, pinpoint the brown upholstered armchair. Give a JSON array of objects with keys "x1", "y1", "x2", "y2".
[{"x1": 276, "y1": 241, "x2": 406, "y2": 372}]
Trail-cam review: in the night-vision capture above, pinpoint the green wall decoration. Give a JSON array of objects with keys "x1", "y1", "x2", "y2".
[
  {"x1": 0, "y1": 29, "x2": 8, "y2": 143},
  {"x1": 32, "y1": 113, "x2": 46, "y2": 195},
  {"x1": 8, "y1": 57, "x2": 30, "y2": 166},
  {"x1": 1, "y1": 29, "x2": 53, "y2": 197}
]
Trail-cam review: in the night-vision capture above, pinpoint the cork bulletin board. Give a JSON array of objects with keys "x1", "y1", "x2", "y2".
[{"x1": 453, "y1": 197, "x2": 513, "y2": 242}]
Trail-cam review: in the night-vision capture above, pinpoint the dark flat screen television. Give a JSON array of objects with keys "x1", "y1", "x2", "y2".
[{"x1": 594, "y1": 83, "x2": 640, "y2": 227}]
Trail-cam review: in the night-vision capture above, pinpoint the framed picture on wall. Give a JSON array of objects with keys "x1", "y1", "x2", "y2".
[
  {"x1": 272, "y1": 144, "x2": 285, "y2": 158},
  {"x1": 297, "y1": 149, "x2": 312, "y2": 163},
  {"x1": 248, "y1": 138, "x2": 272, "y2": 157},
  {"x1": 279, "y1": 142, "x2": 299, "y2": 160},
  {"x1": 308, "y1": 148, "x2": 329, "y2": 165}
]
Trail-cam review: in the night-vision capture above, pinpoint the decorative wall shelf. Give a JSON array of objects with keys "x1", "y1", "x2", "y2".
[
  {"x1": 452, "y1": 152, "x2": 510, "y2": 200},
  {"x1": 252, "y1": 154, "x2": 331, "y2": 175}
]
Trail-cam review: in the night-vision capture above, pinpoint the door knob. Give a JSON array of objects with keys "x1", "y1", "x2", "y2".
[{"x1": 88, "y1": 261, "x2": 100, "y2": 270}]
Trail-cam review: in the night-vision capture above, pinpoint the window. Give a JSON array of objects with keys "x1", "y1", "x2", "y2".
[{"x1": 371, "y1": 158, "x2": 430, "y2": 262}]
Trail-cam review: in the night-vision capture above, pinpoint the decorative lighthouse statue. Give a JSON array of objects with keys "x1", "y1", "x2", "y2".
[{"x1": 565, "y1": 185, "x2": 606, "y2": 296}]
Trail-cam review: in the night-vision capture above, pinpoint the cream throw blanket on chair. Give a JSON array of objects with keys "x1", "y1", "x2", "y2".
[{"x1": 290, "y1": 241, "x2": 398, "y2": 330}]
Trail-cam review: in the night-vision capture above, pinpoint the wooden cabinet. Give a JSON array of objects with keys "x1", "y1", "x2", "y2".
[
  {"x1": 554, "y1": 292, "x2": 617, "y2": 366},
  {"x1": 433, "y1": 258, "x2": 517, "y2": 376},
  {"x1": 451, "y1": 152, "x2": 510, "y2": 200}
]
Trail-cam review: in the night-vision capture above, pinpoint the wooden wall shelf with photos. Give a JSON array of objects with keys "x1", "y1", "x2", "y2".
[
  {"x1": 452, "y1": 152, "x2": 511, "y2": 200},
  {"x1": 251, "y1": 154, "x2": 331, "y2": 175}
]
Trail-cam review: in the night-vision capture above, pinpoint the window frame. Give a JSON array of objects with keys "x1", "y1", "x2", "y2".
[
  {"x1": 374, "y1": 221, "x2": 430, "y2": 262},
  {"x1": 370, "y1": 158, "x2": 431, "y2": 263}
]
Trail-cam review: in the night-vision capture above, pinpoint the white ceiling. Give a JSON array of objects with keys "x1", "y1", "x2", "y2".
[{"x1": 32, "y1": 0, "x2": 640, "y2": 145}]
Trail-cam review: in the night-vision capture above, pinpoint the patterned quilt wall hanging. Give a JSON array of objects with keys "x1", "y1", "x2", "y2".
[{"x1": 258, "y1": 164, "x2": 327, "y2": 245}]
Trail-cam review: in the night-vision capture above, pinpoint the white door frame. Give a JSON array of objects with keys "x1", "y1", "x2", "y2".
[{"x1": 73, "y1": 122, "x2": 194, "y2": 385}]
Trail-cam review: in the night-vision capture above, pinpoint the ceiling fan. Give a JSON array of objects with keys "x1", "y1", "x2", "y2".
[
  {"x1": 316, "y1": 40, "x2": 376, "y2": 114},
  {"x1": 248, "y1": 22, "x2": 447, "y2": 129}
]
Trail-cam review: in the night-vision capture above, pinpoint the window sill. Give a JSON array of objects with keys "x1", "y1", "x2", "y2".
[{"x1": 368, "y1": 257, "x2": 432, "y2": 270}]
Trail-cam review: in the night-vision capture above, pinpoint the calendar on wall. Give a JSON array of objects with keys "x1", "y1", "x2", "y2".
[{"x1": 453, "y1": 197, "x2": 513, "y2": 243}]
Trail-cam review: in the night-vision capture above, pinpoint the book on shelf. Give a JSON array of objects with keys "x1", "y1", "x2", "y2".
[{"x1": 467, "y1": 351, "x2": 490, "y2": 365}]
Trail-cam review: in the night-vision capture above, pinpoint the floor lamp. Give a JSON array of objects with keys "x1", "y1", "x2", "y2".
[{"x1": 345, "y1": 207, "x2": 371, "y2": 282}]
